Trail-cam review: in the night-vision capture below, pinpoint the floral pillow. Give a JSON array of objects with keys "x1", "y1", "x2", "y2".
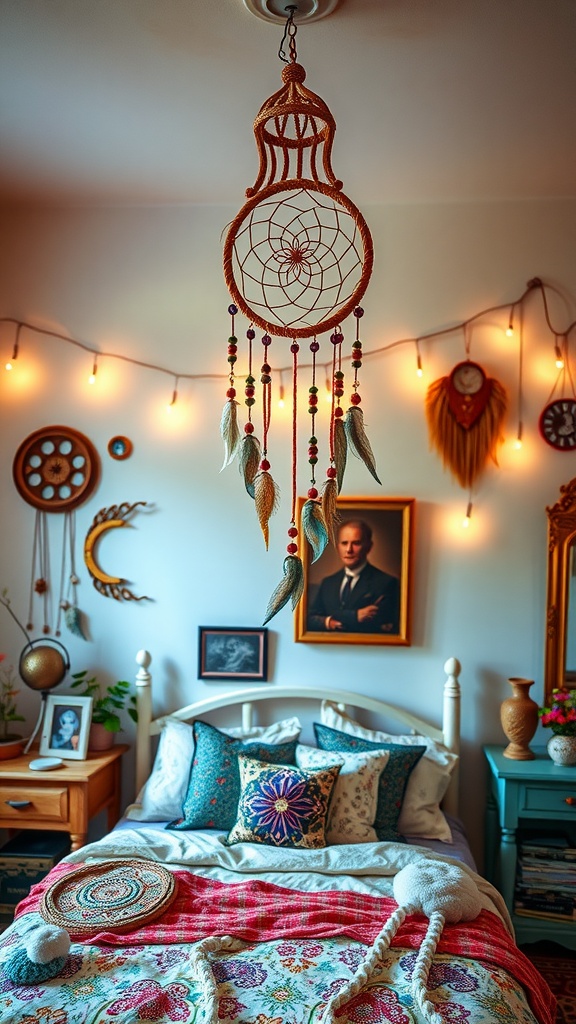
[
  {"x1": 313, "y1": 722, "x2": 425, "y2": 843},
  {"x1": 295, "y1": 744, "x2": 390, "y2": 844},
  {"x1": 320, "y1": 701, "x2": 457, "y2": 842},
  {"x1": 226, "y1": 755, "x2": 341, "y2": 849},
  {"x1": 167, "y1": 721, "x2": 297, "y2": 831}
]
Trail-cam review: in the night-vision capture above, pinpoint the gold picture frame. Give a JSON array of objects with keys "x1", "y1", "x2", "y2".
[{"x1": 295, "y1": 496, "x2": 414, "y2": 646}]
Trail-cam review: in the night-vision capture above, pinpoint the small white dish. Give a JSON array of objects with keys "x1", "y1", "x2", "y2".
[{"x1": 28, "y1": 757, "x2": 64, "y2": 771}]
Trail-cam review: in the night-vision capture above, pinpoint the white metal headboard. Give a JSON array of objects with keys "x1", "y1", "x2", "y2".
[{"x1": 133, "y1": 652, "x2": 462, "y2": 816}]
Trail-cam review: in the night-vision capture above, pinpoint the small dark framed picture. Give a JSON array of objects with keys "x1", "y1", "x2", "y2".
[
  {"x1": 39, "y1": 695, "x2": 93, "y2": 760},
  {"x1": 198, "y1": 627, "x2": 269, "y2": 682}
]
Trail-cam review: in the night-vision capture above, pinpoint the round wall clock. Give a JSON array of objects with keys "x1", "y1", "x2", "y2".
[
  {"x1": 539, "y1": 398, "x2": 576, "y2": 451},
  {"x1": 107, "y1": 436, "x2": 133, "y2": 461}
]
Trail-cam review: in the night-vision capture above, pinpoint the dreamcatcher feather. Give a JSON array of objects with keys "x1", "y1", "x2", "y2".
[
  {"x1": 254, "y1": 469, "x2": 280, "y2": 550},
  {"x1": 344, "y1": 406, "x2": 381, "y2": 485},
  {"x1": 321, "y1": 477, "x2": 340, "y2": 548},
  {"x1": 333, "y1": 417, "x2": 348, "y2": 494},
  {"x1": 263, "y1": 554, "x2": 304, "y2": 625},
  {"x1": 239, "y1": 433, "x2": 261, "y2": 499},
  {"x1": 300, "y1": 499, "x2": 328, "y2": 562},
  {"x1": 219, "y1": 399, "x2": 241, "y2": 471},
  {"x1": 425, "y1": 362, "x2": 507, "y2": 490}
]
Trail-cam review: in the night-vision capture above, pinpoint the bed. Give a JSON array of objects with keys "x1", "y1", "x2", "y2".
[{"x1": 0, "y1": 652, "x2": 556, "y2": 1024}]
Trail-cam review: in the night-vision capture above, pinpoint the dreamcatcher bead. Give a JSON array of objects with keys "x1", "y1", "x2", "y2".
[
  {"x1": 35, "y1": 578, "x2": 47, "y2": 594},
  {"x1": 246, "y1": 329, "x2": 256, "y2": 341},
  {"x1": 287, "y1": 543, "x2": 298, "y2": 554},
  {"x1": 335, "y1": 371, "x2": 344, "y2": 380},
  {"x1": 308, "y1": 445, "x2": 318, "y2": 455},
  {"x1": 70, "y1": 575, "x2": 79, "y2": 585},
  {"x1": 326, "y1": 467, "x2": 337, "y2": 479},
  {"x1": 26, "y1": 622, "x2": 33, "y2": 631},
  {"x1": 261, "y1": 374, "x2": 271, "y2": 384},
  {"x1": 290, "y1": 343, "x2": 300, "y2": 354},
  {"x1": 310, "y1": 341, "x2": 320, "y2": 353},
  {"x1": 308, "y1": 487, "x2": 319, "y2": 499},
  {"x1": 351, "y1": 360, "x2": 362, "y2": 369},
  {"x1": 260, "y1": 459, "x2": 271, "y2": 471},
  {"x1": 43, "y1": 625, "x2": 50, "y2": 635},
  {"x1": 333, "y1": 332, "x2": 343, "y2": 344},
  {"x1": 262, "y1": 335, "x2": 271, "y2": 346},
  {"x1": 245, "y1": 398, "x2": 255, "y2": 407},
  {"x1": 246, "y1": 374, "x2": 255, "y2": 384},
  {"x1": 228, "y1": 305, "x2": 238, "y2": 316},
  {"x1": 228, "y1": 355, "x2": 237, "y2": 364},
  {"x1": 226, "y1": 387, "x2": 236, "y2": 398},
  {"x1": 244, "y1": 423, "x2": 255, "y2": 434},
  {"x1": 262, "y1": 363, "x2": 271, "y2": 373},
  {"x1": 350, "y1": 393, "x2": 362, "y2": 405},
  {"x1": 334, "y1": 407, "x2": 344, "y2": 418},
  {"x1": 354, "y1": 307, "x2": 364, "y2": 318},
  {"x1": 288, "y1": 527, "x2": 298, "y2": 538},
  {"x1": 245, "y1": 386, "x2": 255, "y2": 397},
  {"x1": 308, "y1": 394, "x2": 318, "y2": 406}
]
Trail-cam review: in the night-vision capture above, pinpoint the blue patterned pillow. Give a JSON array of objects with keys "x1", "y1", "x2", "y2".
[
  {"x1": 313, "y1": 722, "x2": 425, "y2": 843},
  {"x1": 167, "y1": 721, "x2": 297, "y2": 831},
  {"x1": 226, "y1": 755, "x2": 341, "y2": 849}
]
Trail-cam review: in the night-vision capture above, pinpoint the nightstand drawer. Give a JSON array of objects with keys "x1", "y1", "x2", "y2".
[
  {"x1": 523, "y1": 785, "x2": 576, "y2": 813},
  {"x1": 0, "y1": 785, "x2": 68, "y2": 822}
]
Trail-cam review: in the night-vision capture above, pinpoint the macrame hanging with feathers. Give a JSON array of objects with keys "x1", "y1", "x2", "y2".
[
  {"x1": 425, "y1": 360, "x2": 507, "y2": 490},
  {"x1": 221, "y1": 9, "x2": 376, "y2": 623}
]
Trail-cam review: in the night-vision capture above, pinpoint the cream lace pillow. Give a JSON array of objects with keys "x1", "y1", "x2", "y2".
[{"x1": 296, "y1": 743, "x2": 390, "y2": 844}]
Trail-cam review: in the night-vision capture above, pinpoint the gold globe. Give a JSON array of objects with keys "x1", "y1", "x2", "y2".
[{"x1": 19, "y1": 644, "x2": 69, "y2": 692}]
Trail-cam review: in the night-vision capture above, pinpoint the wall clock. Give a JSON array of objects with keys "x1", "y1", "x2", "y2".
[{"x1": 539, "y1": 399, "x2": 576, "y2": 451}]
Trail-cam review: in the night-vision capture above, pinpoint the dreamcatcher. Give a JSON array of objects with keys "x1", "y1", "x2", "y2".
[
  {"x1": 221, "y1": 8, "x2": 376, "y2": 622},
  {"x1": 12, "y1": 425, "x2": 100, "y2": 640}
]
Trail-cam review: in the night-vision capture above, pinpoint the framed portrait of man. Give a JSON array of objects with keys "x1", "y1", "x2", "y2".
[{"x1": 295, "y1": 496, "x2": 414, "y2": 645}]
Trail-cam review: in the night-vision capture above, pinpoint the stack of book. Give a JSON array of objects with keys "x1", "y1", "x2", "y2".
[{"x1": 514, "y1": 832, "x2": 576, "y2": 923}]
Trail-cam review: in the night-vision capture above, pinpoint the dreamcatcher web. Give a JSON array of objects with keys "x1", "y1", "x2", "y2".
[{"x1": 230, "y1": 188, "x2": 364, "y2": 332}]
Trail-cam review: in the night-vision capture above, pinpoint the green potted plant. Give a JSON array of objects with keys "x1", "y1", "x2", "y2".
[
  {"x1": 0, "y1": 654, "x2": 26, "y2": 759},
  {"x1": 70, "y1": 670, "x2": 138, "y2": 751}
]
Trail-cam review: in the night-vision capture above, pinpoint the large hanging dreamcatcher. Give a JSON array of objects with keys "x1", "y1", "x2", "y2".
[
  {"x1": 221, "y1": 8, "x2": 376, "y2": 622},
  {"x1": 12, "y1": 425, "x2": 100, "y2": 640}
]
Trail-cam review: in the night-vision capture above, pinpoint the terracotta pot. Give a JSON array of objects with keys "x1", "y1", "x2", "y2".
[
  {"x1": 500, "y1": 678, "x2": 538, "y2": 760},
  {"x1": 88, "y1": 723, "x2": 116, "y2": 751},
  {"x1": 0, "y1": 735, "x2": 25, "y2": 760},
  {"x1": 547, "y1": 733, "x2": 576, "y2": 766}
]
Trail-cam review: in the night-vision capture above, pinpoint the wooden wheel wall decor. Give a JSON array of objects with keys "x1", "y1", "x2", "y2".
[
  {"x1": 221, "y1": 9, "x2": 376, "y2": 625},
  {"x1": 12, "y1": 425, "x2": 100, "y2": 638}
]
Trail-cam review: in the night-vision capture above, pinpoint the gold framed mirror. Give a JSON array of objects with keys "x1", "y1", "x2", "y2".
[{"x1": 544, "y1": 476, "x2": 576, "y2": 702}]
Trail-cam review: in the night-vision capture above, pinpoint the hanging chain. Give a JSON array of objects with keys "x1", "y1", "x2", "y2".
[{"x1": 278, "y1": 5, "x2": 298, "y2": 64}]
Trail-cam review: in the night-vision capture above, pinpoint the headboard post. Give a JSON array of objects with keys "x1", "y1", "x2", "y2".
[
  {"x1": 441, "y1": 656, "x2": 461, "y2": 816},
  {"x1": 135, "y1": 649, "x2": 153, "y2": 795}
]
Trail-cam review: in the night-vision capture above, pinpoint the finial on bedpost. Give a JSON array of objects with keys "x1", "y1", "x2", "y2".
[
  {"x1": 442, "y1": 657, "x2": 461, "y2": 818},
  {"x1": 135, "y1": 650, "x2": 153, "y2": 796}
]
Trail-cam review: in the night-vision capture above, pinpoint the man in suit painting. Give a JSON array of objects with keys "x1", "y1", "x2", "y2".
[{"x1": 307, "y1": 519, "x2": 400, "y2": 633}]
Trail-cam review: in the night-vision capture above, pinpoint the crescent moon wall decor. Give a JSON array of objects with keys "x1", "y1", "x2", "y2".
[{"x1": 84, "y1": 501, "x2": 151, "y2": 602}]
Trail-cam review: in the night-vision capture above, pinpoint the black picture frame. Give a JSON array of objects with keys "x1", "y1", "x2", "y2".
[
  {"x1": 295, "y1": 495, "x2": 414, "y2": 646},
  {"x1": 198, "y1": 627, "x2": 269, "y2": 681}
]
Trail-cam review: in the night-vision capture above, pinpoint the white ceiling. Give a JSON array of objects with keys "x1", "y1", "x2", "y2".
[{"x1": 1, "y1": 0, "x2": 575, "y2": 207}]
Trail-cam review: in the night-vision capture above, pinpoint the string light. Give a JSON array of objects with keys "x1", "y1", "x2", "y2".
[
  {"x1": 513, "y1": 422, "x2": 523, "y2": 450},
  {"x1": 88, "y1": 356, "x2": 98, "y2": 385},
  {"x1": 278, "y1": 372, "x2": 285, "y2": 409},
  {"x1": 5, "y1": 324, "x2": 21, "y2": 371},
  {"x1": 415, "y1": 339, "x2": 423, "y2": 378},
  {"x1": 167, "y1": 376, "x2": 179, "y2": 412},
  {"x1": 506, "y1": 304, "x2": 515, "y2": 337},
  {"x1": 554, "y1": 342, "x2": 564, "y2": 369},
  {"x1": 462, "y1": 500, "x2": 473, "y2": 529}
]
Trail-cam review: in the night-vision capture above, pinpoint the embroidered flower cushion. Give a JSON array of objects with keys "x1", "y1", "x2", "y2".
[
  {"x1": 167, "y1": 721, "x2": 298, "y2": 831},
  {"x1": 295, "y1": 744, "x2": 390, "y2": 844},
  {"x1": 226, "y1": 755, "x2": 341, "y2": 849},
  {"x1": 313, "y1": 722, "x2": 425, "y2": 843}
]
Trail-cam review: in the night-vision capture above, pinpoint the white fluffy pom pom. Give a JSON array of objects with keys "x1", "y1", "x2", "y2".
[
  {"x1": 26, "y1": 924, "x2": 71, "y2": 964},
  {"x1": 393, "y1": 861, "x2": 482, "y2": 923}
]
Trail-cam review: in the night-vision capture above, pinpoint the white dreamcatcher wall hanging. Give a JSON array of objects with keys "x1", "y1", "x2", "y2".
[{"x1": 221, "y1": 6, "x2": 377, "y2": 623}]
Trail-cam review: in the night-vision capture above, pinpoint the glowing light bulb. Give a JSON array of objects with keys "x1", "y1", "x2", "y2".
[
  {"x1": 88, "y1": 358, "x2": 98, "y2": 384},
  {"x1": 278, "y1": 384, "x2": 285, "y2": 409},
  {"x1": 5, "y1": 360, "x2": 13, "y2": 371},
  {"x1": 325, "y1": 377, "x2": 332, "y2": 402},
  {"x1": 416, "y1": 354, "x2": 423, "y2": 378},
  {"x1": 506, "y1": 323, "x2": 514, "y2": 337},
  {"x1": 167, "y1": 388, "x2": 178, "y2": 413},
  {"x1": 513, "y1": 423, "x2": 523, "y2": 450},
  {"x1": 555, "y1": 344, "x2": 564, "y2": 369},
  {"x1": 462, "y1": 501, "x2": 473, "y2": 529},
  {"x1": 5, "y1": 342, "x2": 18, "y2": 371}
]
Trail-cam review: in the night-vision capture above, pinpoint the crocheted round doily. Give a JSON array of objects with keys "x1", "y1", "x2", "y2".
[{"x1": 40, "y1": 859, "x2": 177, "y2": 937}]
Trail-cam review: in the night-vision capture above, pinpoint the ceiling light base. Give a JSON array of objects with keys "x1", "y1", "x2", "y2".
[{"x1": 242, "y1": 0, "x2": 339, "y2": 23}]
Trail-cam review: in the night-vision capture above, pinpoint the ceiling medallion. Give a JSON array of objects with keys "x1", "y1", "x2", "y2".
[{"x1": 242, "y1": 0, "x2": 340, "y2": 24}]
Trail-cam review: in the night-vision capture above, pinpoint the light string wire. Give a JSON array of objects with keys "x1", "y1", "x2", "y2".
[{"x1": 1, "y1": 278, "x2": 575, "y2": 392}]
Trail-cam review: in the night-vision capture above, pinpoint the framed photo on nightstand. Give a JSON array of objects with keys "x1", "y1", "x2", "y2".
[{"x1": 40, "y1": 695, "x2": 93, "y2": 760}]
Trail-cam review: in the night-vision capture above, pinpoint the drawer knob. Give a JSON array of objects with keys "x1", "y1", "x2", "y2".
[
  {"x1": 565, "y1": 796, "x2": 576, "y2": 806},
  {"x1": 5, "y1": 800, "x2": 32, "y2": 809}
]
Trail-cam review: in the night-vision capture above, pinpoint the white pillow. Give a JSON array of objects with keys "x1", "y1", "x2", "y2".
[
  {"x1": 128, "y1": 715, "x2": 302, "y2": 822},
  {"x1": 296, "y1": 743, "x2": 390, "y2": 845},
  {"x1": 320, "y1": 701, "x2": 457, "y2": 842}
]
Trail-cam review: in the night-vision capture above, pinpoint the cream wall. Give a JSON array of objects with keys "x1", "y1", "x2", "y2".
[{"x1": 0, "y1": 198, "x2": 575, "y2": 863}]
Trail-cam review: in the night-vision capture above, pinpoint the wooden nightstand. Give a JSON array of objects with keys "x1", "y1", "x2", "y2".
[
  {"x1": 0, "y1": 745, "x2": 129, "y2": 851},
  {"x1": 483, "y1": 745, "x2": 576, "y2": 951}
]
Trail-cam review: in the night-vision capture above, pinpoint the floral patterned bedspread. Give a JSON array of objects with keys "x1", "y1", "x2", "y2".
[{"x1": 0, "y1": 828, "x2": 555, "y2": 1024}]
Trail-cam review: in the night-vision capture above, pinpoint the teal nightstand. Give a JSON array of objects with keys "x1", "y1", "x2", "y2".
[{"x1": 483, "y1": 745, "x2": 576, "y2": 950}]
